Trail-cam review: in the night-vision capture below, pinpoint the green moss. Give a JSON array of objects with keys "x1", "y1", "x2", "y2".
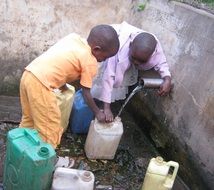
[
  {"x1": 201, "y1": 0, "x2": 214, "y2": 4},
  {"x1": 137, "y1": 0, "x2": 148, "y2": 11},
  {"x1": 173, "y1": 0, "x2": 214, "y2": 8}
]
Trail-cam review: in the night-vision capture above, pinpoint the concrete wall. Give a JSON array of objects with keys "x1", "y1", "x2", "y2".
[
  {"x1": 0, "y1": 0, "x2": 138, "y2": 95},
  {"x1": 129, "y1": 1, "x2": 213, "y2": 189},
  {"x1": 0, "y1": 0, "x2": 213, "y2": 189}
]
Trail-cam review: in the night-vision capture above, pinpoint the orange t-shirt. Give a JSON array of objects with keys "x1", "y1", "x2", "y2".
[{"x1": 26, "y1": 33, "x2": 98, "y2": 90}]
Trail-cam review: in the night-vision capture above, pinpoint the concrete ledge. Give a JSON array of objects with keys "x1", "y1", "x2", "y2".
[{"x1": 0, "y1": 96, "x2": 21, "y2": 123}]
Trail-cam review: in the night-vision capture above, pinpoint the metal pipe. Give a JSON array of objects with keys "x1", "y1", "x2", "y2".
[
  {"x1": 117, "y1": 78, "x2": 164, "y2": 117},
  {"x1": 140, "y1": 78, "x2": 164, "y2": 89}
]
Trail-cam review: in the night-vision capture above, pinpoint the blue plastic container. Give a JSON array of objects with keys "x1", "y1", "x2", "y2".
[
  {"x1": 69, "y1": 89, "x2": 94, "y2": 134},
  {"x1": 3, "y1": 128, "x2": 56, "y2": 190}
]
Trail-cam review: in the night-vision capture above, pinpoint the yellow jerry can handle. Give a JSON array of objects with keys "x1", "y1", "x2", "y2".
[{"x1": 164, "y1": 161, "x2": 179, "y2": 188}]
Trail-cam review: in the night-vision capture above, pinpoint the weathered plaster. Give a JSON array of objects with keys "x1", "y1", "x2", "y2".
[
  {"x1": 129, "y1": 1, "x2": 214, "y2": 189},
  {"x1": 0, "y1": 0, "x2": 138, "y2": 95},
  {"x1": 0, "y1": 0, "x2": 213, "y2": 189}
]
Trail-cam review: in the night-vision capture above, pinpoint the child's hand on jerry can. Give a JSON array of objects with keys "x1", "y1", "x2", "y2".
[{"x1": 95, "y1": 110, "x2": 106, "y2": 122}]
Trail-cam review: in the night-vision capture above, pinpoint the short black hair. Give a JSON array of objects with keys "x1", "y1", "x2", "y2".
[
  {"x1": 132, "y1": 32, "x2": 157, "y2": 54},
  {"x1": 87, "y1": 25, "x2": 119, "y2": 52}
]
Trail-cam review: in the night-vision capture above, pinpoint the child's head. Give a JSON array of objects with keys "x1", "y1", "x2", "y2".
[
  {"x1": 87, "y1": 25, "x2": 119, "y2": 62},
  {"x1": 129, "y1": 33, "x2": 157, "y2": 65}
]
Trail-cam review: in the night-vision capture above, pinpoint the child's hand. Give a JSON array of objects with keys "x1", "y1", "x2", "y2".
[
  {"x1": 158, "y1": 76, "x2": 171, "y2": 96},
  {"x1": 103, "y1": 103, "x2": 114, "y2": 122},
  {"x1": 104, "y1": 108, "x2": 114, "y2": 122},
  {"x1": 95, "y1": 110, "x2": 106, "y2": 122},
  {"x1": 59, "y1": 84, "x2": 68, "y2": 92}
]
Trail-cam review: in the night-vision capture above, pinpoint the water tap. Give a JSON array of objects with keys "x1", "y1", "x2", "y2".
[{"x1": 139, "y1": 78, "x2": 164, "y2": 89}]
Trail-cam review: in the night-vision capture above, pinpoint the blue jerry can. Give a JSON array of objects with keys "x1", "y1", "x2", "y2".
[{"x1": 70, "y1": 89, "x2": 94, "y2": 134}]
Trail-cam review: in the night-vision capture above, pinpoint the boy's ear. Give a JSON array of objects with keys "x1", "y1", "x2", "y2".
[{"x1": 93, "y1": 46, "x2": 102, "y2": 52}]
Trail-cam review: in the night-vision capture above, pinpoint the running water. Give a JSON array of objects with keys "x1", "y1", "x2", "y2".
[
  {"x1": 117, "y1": 78, "x2": 163, "y2": 117},
  {"x1": 117, "y1": 85, "x2": 145, "y2": 117}
]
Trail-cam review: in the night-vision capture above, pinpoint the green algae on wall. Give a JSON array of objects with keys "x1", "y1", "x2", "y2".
[{"x1": 172, "y1": 0, "x2": 214, "y2": 14}]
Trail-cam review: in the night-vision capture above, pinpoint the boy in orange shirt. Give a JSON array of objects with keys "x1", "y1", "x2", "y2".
[{"x1": 19, "y1": 25, "x2": 120, "y2": 148}]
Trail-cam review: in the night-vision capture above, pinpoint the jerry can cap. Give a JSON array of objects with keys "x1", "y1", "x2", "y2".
[
  {"x1": 38, "y1": 147, "x2": 49, "y2": 157},
  {"x1": 80, "y1": 171, "x2": 93, "y2": 182},
  {"x1": 155, "y1": 156, "x2": 164, "y2": 164}
]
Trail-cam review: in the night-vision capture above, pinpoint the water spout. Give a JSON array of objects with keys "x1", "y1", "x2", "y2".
[
  {"x1": 140, "y1": 78, "x2": 164, "y2": 89},
  {"x1": 117, "y1": 78, "x2": 164, "y2": 117},
  {"x1": 117, "y1": 84, "x2": 144, "y2": 117}
]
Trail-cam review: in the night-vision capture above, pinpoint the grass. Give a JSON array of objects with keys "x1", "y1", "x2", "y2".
[
  {"x1": 173, "y1": 0, "x2": 214, "y2": 8},
  {"x1": 201, "y1": 0, "x2": 214, "y2": 7}
]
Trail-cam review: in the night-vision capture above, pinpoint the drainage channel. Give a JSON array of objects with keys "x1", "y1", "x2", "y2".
[{"x1": 0, "y1": 106, "x2": 189, "y2": 190}]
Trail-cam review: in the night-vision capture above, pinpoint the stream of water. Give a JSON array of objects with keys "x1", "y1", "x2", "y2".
[{"x1": 117, "y1": 85, "x2": 145, "y2": 117}]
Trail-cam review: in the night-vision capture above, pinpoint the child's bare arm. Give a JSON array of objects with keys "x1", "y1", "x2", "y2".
[{"x1": 82, "y1": 86, "x2": 105, "y2": 122}]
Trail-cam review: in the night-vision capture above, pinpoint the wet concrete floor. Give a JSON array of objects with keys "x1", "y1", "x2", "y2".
[{"x1": 0, "y1": 96, "x2": 189, "y2": 189}]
